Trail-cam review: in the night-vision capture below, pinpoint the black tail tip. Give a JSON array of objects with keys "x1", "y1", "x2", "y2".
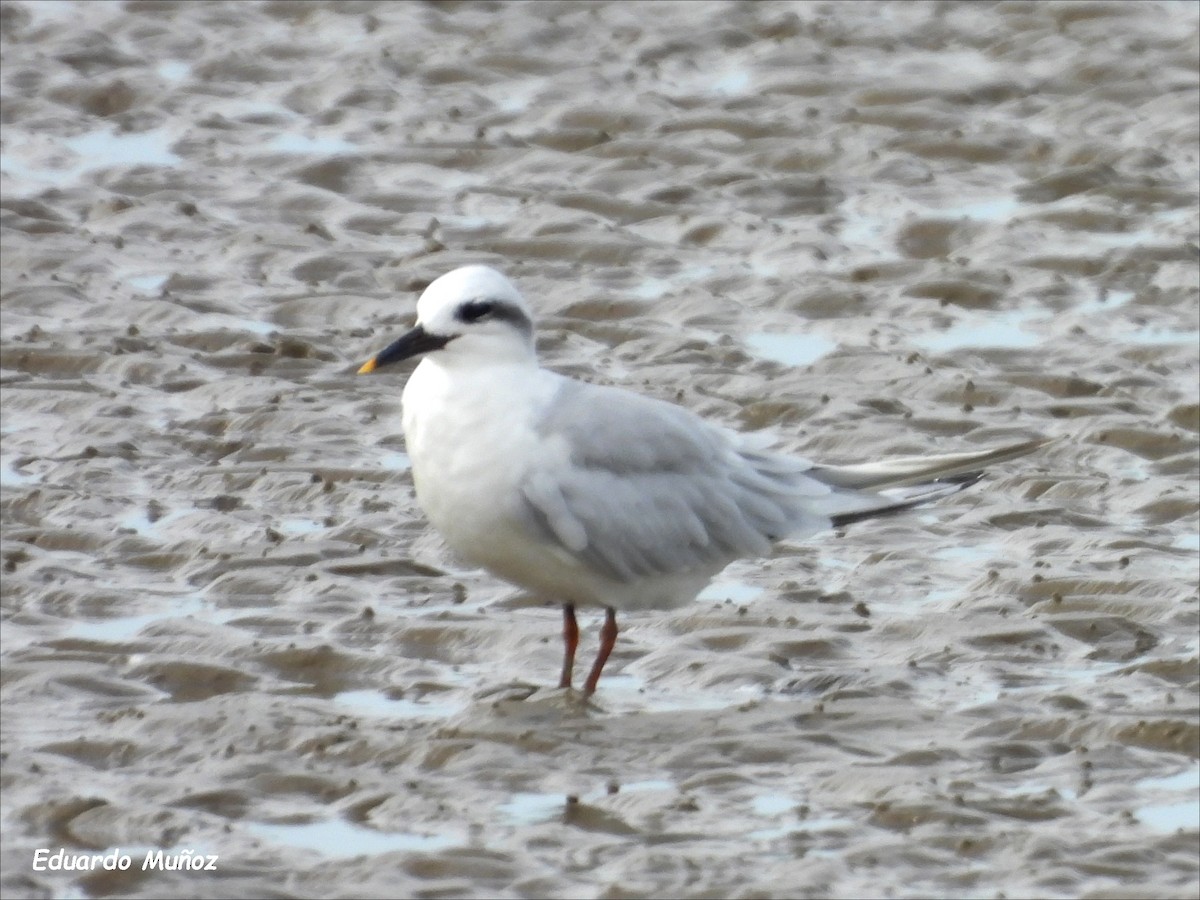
[{"x1": 939, "y1": 470, "x2": 986, "y2": 488}]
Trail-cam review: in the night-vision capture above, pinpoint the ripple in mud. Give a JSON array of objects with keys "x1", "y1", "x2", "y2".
[{"x1": 2, "y1": 1, "x2": 1197, "y2": 899}]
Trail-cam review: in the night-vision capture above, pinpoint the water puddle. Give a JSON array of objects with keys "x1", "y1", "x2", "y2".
[
  {"x1": 915, "y1": 307, "x2": 1043, "y2": 352},
  {"x1": 630, "y1": 277, "x2": 675, "y2": 300},
  {"x1": 126, "y1": 274, "x2": 169, "y2": 294},
  {"x1": 629, "y1": 265, "x2": 717, "y2": 301},
  {"x1": 483, "y1": 78, "x2": 545, "y2": 114},
  {"x1": 118, "y1": 507, "x2": 190, "y2": 536},
  {"x1": 838, "y1": 207, "x2": 898, "y2": 258},
  {"x1": 1138, "y1": 799, "x2": 1200, "y2": 833},
  {"x1": 1172, "y1": 534, "x2": 1200, "y2": 553},
  {"x1": 710, "y1": 68, "x2": 752, "y2": 96},
  {"x1": 65, "y1": 592, "x2": 216, "y2": 642},
  {"x1": 745, "y1": 332, "x2": 838, "y2": 367},
  {"x1": 499, "y1": 779, "x2": 674, "y2": 826},
  {"x1": 697, "y1": 579, "x2": 765, "y2": 604},
  {"x1": 0, "y1": 456, "x2": 41, "y2": 487},
  {"x1": 1138, "y1": 767, "x2": 1200, "y2": 792},
  {"x1": 438, "y1": 213, "x2": 492, "y2": 231},
  {"x1": 938, "y1": 197, "x2": 1022, "y2": 222},
  {"x1": 246, "y1": 819, "x2": 461, "y2": 858},
  {"x1": 498, "y1": 792, "x2": 565, "y2": 826},
  {"x1": 156, "y1": 61, "x2": 191, "y2": 82},
  {"x1": 191, "y1": 313, "x2": 276, "y2": 336},
  {"x1": 1, "y1": 127, "x2": 181, "y2": 196},
  {"x1": 751, "y1": 794, "x2": 795, "y2": 816},
  {"x1": 1076, "y1": 290, "x2": 1135, "y2": 314},
  {"x1": 379, "y1": 451, "x2": 411, "y2": 472},
  {"x1": 1135, "y1": 766, "x2": 1200, "y2": 833},
  {"x1": 332, "y1": 688, "x2": 465, "y2": 720},
  {"x1": 748, "y1": 794, "x2": 853, "y2": 842},
  {"x1": 918, "y1": 290, "x2": 1198, "y2": 353}
]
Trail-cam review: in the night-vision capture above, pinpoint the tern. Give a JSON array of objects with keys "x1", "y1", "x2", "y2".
[{"x1": 358, "y1": 265, "x2": 1045, "y2": 697}]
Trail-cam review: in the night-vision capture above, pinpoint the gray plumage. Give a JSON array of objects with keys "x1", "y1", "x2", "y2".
[{"x1": 360, "y1": 265, "x2": 1049, "y2": 693}]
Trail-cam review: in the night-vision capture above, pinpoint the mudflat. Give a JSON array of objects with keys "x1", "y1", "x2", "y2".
[{"x1": 2, "y1": 2, "x2": 1197, "y2": 898}]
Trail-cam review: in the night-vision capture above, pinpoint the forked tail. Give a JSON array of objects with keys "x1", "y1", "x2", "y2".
[{"x1": 807, "y1": 438, "x2": 1051, "y2": 528}]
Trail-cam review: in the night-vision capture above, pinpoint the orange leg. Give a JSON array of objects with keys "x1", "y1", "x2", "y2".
[
  {"x1": 583, "y1": 607, "x2": 618, "y2": 697},
  {"x1": 559, "y1": 603, "x2": 579, "y2": 689}
]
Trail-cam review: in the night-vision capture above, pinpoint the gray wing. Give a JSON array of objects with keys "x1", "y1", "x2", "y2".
[{"x1": 518, "y1": 380, "x2": 832, "y2": 583}]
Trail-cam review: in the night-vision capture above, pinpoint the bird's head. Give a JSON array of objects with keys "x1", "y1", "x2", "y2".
[{"x1": 358, "y1": 265, "x2": 535, "y2": 373}]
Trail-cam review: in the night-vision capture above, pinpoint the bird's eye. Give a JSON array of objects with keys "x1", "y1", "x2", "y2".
[{"x1": 458, "y1": 300, "x2": 495, "y2": 323}]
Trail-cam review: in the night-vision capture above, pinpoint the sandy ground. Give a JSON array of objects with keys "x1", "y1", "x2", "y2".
[{"x1": 1, "y1": 1, "x2": 1198, "y2": 897}]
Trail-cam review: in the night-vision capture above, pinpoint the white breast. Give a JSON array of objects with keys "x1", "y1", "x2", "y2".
[
  {"x1": 402, "y1": 359, "x2": 548, "y2": 560},
  {"x1": 400, "y1": 358, "x2": 720, "y2": 612}
]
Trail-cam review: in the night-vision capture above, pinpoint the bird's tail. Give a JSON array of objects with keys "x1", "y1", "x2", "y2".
[{"x1": 806, "y1": 438, "x2": 1051, "y2": 528}]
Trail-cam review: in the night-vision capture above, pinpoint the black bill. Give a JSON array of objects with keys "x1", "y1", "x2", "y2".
[{"x1": 358, "y1": 325, "x2": 452, "y2": 373}]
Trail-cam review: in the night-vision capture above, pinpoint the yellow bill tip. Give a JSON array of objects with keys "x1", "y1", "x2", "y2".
[{"x1": 357, "y1": 358, "x2": 377, "y2": 374}]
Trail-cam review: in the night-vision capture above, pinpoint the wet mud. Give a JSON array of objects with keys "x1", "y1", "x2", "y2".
[{"x1": 1, "y1": 1, "x2": 1197, "y2": 897}]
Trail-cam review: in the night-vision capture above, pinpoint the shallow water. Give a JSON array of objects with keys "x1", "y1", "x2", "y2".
[{"x1": 2, "y1": 1, "x2": 1197, "y2": 898}]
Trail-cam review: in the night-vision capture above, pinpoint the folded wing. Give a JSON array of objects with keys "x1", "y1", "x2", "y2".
[{"x1": 518, "y1": 380, "x2": 1048, "y2": 583}]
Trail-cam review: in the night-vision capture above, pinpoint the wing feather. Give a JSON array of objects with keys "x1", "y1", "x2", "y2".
[{"x1": 518, "y1": 381, "x2": 825, "y2": 582}]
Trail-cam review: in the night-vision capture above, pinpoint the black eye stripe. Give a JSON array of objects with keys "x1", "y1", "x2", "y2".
[
  {"x1": 457, "y1": 300, "x2": 495, "y2": 323},
  {"x1": 452, "y1": 296, "x2": 534, "y2": 340}
]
